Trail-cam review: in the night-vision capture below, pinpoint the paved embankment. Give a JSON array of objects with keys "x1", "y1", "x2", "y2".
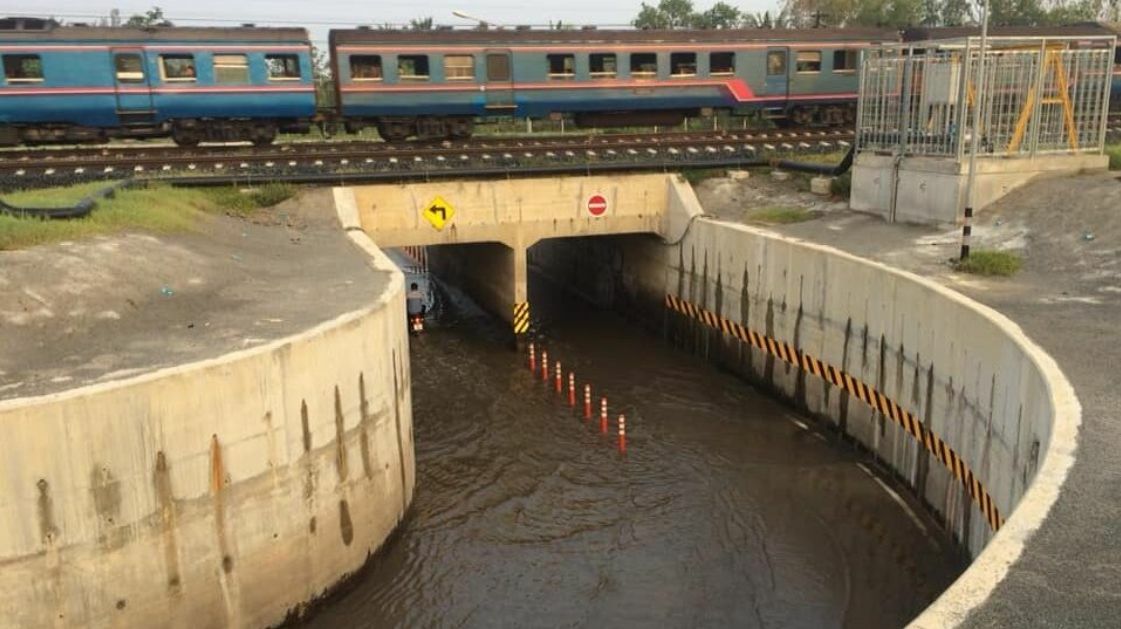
[{"x1": 0, "y1": 193, "x2": 415, "y2": 627}]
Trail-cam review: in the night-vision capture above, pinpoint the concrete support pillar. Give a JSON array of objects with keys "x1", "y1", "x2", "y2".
[{"x1": 429, "y1": 239, "x2": 530, "y2": 348}]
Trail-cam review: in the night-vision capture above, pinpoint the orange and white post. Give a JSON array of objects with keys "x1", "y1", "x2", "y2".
[
  {"x1": 541, "y1": 349, "x2": 549, "y2": 381},
  {"x1": 568, "y1": 373, "x2": 576, "y2": 407},
  {"x1": 583, "y1": 384, "x2": 592, "y2": 419},
  {"x1": 528, "y1": 342, "x2": 536, "y2": 373},
  {"x1": 554, "y1": 361, "x2": 562, "y2": 394},
  {"x1": 617, "y1": 414, "x2": 627, "y2": 453},
  {"x1": 600, "y1": 397, "x2": 608, "y2": 434}
]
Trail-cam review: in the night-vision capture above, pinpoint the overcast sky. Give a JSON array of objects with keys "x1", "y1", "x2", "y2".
[{"x1": 1, "y1": 1, "x2": 786, "y2": 45}]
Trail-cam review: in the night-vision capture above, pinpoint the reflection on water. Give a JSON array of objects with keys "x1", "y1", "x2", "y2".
[{"x1": 301, "y1": 271, "x2": 963, "y2": 628}]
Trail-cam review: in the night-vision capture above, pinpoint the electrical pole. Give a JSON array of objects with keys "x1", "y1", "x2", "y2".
[{"x1": 960, "y1": 0, "x2": 989, "y2": 260}]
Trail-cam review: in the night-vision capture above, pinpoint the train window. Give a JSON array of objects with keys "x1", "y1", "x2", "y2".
[
  {"x1": 590, "y1": 53, "x2": 616, "y2": 79},
  {"x1": 266, "y1": 54, "x2": 301, "y2": 80},
  {"x1": 444, "y1": 55, "x2": 475, "y2": 80},
  {"x1": 547, "y1": 54, "x2": 575, "y2": 79},
  {"x1": 486, "y1": 54, "x2": 510, "y2": 81},
  {"x1": 3, "y1": 54, "x2": 43, "y2": 82},
  {"x1": 710, "y1": 52, "x2": 735, "y2": 76},
  {"x1": 670, "y1": 52, "x2": 696, "y2": 77},
  {"x1": 795, "y1": 51, "x2": 822, "y2": 73},
  {"x1": 114, "y1": 54, "x2": 145, "y2": 83},
  {"x1": 214, "y1": 54, "x2": 249, "y2": 84},
  {"x1": 350, "y1": 55, "x2": 383, "y2": 81},
  {"x1": 833, "y1": 50, "x2": 858, "y2": 73},
  {"x1": 160, "y1": 55, "x2": 196, "y2": 81},
  {"x1": 631, "y1": 53, "x2": 657, "y2": 78},
  {"x1": 766, "y1": 51, "x2": 786, "y2": 76},
  {"x1": 398, "y1": 55, "x2": 429, "y2": 81}
]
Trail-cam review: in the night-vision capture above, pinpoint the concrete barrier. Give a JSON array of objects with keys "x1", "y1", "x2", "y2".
[
  {"x1": 0, "y1": 220, "x2": 415, "y2": 627},
  {"x1": 531, "y1": 178, "x2": 1079, "y2": 626}
]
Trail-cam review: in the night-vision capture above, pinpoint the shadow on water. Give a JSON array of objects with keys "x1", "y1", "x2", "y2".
[{"x1": 300, "y1": 265, "x2": 965, "y2": 629}]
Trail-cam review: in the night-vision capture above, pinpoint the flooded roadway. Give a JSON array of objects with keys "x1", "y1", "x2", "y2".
[{"x1": 302, "y1": 271, "x2": 964, "y2": 628}]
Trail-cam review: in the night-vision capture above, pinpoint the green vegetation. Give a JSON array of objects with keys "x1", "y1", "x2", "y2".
[
  {"x1": 681, "y1": 168, "x2": 728, "y2": 186},
  {"x1": 953, "y1": 250, "x2": 1023, "y2": 277},
  {"x1": 0, "y1": 182, "x2": 297, "y2": 250},
  {"x1": 1105, "y1": 144, "x2": 1121, "y2": 171},
  {"x1": 201, "y1": 183, "x2": 296, "y2": 215},
  {"x1": 831, "y1": 172, "x2": 852, "y2": 197},
  {"x1": 746, "y1": 206, "x2": 817, "y2": 224},
  {"x1": 2, "y1": 181, "x2": 120, "y2": 207}
]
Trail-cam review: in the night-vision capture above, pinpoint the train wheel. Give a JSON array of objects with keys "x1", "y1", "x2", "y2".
[
  {"x1": 250, "y1": 124, "x2": 277, "y2": 146},
  {"x1": 447, "y1": 117, "x2": 474, "y2": 140},
  {"x1": 378, "y1": 121, "x2": 412, "y2": 142},
  {"x1": 172, "y1": 130, "x2": 200, "y2": 147},
  {"x1": 789, "y1": 106, "x2": 815, "y2": 127}
]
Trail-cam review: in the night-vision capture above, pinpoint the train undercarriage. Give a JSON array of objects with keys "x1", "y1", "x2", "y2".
[{"x1": 0, "y1": 118, "x2": 309, "y2": 147}]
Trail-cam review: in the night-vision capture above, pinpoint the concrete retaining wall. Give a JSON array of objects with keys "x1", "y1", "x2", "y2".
[
  {"x1": 851, "y1": 152, "x2": 1108, "y2": 224},
  {"x1": 532, "y1": 187, "x2": 1079, "y2": 625},
  {"x1": 0, "y1": 232, "x2": 415, "y2": 627}
]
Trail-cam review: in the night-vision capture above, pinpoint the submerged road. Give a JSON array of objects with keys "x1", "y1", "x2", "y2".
[{"x1": 301, "y1": 272, "x2": 963, "y2": 628}]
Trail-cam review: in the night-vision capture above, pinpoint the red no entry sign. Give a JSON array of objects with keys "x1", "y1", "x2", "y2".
[{"x1": 587, "y1": 194, "x2": 608, "y2": 217}]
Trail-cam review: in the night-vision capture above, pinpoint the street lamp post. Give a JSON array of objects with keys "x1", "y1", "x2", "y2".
[{"x1": 961, "y1": 0, "x2": 990, "y2": 260}]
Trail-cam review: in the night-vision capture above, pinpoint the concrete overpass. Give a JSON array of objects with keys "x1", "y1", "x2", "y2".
[{"x1": 333, "y1": 174, "x2": 698, "y2": 341}]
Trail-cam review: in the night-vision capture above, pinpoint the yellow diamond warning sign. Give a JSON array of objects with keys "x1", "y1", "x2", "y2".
[{"x1": 422, "y1": 195, "x2": 455, "y2": 231}]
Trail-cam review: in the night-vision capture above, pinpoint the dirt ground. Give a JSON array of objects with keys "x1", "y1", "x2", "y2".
[
  {"x1": 0, "y1": 188, "x2": 384, "y2": 400},
  {"x1": 696, "y1": 169, "x2": 1121, "y2": 626}
]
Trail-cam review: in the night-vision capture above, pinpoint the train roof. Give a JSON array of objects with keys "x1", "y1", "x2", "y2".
[
  {"x1": 329, "y1": 27, "x2": 900, "y2": 48},
  {"x1": 0, "y1": 17, "x2": 309, "y2": 43},
  {"x1": 902, "y1": 23, "x2": 1116, "y2": 42}
]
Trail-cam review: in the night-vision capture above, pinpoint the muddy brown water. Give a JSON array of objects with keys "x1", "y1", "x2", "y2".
[{"x1": 301, "y1": 270, "x2": 964, "y2": 628}]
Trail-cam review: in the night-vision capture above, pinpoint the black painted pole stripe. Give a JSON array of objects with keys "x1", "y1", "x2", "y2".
[{"x1": 663, "y1": 293, "x2": 1004, "y2": 530}]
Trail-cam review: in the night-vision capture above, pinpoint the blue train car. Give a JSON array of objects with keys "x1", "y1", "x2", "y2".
[
  {"x1": 0, "y1": 18, "x2": 316, "y2": 146},
  {"x1": 329, "y1": 27, "x2": 899, "y2": 141}
]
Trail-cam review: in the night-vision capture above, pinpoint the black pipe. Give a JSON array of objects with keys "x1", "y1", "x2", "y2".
[
  {"x1": 0, "y1": 180, "x2": 131, "y2": 220},
  {"x1": 773, "y1": 145, "x2": 855, "y2": 177}
]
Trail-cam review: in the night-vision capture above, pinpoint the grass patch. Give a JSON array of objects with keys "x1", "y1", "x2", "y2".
[
  {"x1": 681, "y1": 168, "x2": 728, "y2": 186},
  {"x1": 201, "y1": 183, "x2": 297, "y2": 216},
  {"x1": 1106, "y1": 144, "x2": 1121, "y2": 171},
  {"x1": 0, "y1": 182, "x2": 297, "y2": 250},
  {"x1": 953, "y1": 249, "x2": 1022, "y2": 277},
  {"x1": 831, "y1": 172, "x2": 852, "y2": 197},
  {"x1": 746, "y1": 206, "x2": 817, "y2": 224},
  {"x1": 2, "y1": 181, "x2": 121, "y2": 207}
]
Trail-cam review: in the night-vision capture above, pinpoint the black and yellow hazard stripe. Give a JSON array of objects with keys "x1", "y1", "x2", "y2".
[
  {"x1": 664, "y1": 293, "x2": 1004, "y2": 532},
  {"x1": 513, "y1": 302, "x2": 531, "y2": 335}
]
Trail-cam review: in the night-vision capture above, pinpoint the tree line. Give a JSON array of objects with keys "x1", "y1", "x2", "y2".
[{"x1": 632, "y1": 0, "x2": 1120, "y2": 29}]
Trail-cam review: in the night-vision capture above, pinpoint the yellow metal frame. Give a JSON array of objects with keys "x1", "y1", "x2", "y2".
[{"x1": 1007, "y1": 50, "x2": 1079, "y2": 154}]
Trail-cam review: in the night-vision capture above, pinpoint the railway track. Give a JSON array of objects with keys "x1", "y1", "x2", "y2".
[{"x1": 0, "y1": 128, "x2": 853, "y2": 188}]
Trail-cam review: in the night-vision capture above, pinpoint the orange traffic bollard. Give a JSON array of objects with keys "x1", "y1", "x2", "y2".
[
  {"x1": 554, "y1": 361, "x2": 562, "y2": 394},
  {"x1": 584, "y1": 384, "x2": 592, "y2": 419},
  {"x1": 528, "y1": 342, "x2": 536, "y2": 373},
  {"x1": 600, "y1": 397, "x2": 608, "y2": 434},
  {"x1": 618, "y1": 414, "x2": 627, "y2": 453},
  {"x1": 568, "y1": 373, "x2": 576, "y2": 406},
  {"x1": 541, "y1": 349, "x2": 549, "y2": 381}
]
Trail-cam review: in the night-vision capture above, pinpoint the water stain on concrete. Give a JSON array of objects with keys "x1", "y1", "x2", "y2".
[
  {"x1": 793, "y1": 300, "x2": 806, "y2": 408},
  {"x1": 302, "y1": 399, "x2": 316, "y2": 501},
  {"x1": 877, "y1": 334, "x2": 888, "y2": 436},
  {"x1": 339, "y1": 500, "x2": 354, "y2": 546},
  {"x1": 838, "y1": 318, "x2": 853, "y2": 432},
  {"x1": 358, "y1": 373, "x2": 374, "y2": 480},
  {"x1": 764, "y1": 297, "x2": 775, "y2": 385},
  {"x1": 154, "y1": 451, "x2": 182, "y2": 594},
  {"x1": 91, "y1": 465, "x2": 121, "y2": 524},
  {"x1": 210, "y1": 434, "x2": 233, "y2": 575},
  {"x1": 334, "y1": 385, "x2": 349, "y2": 484},
  {"x1": 739, "y1": 265, "x2": 752, "y2": 374},
  {"x1": 37, "y1": 478, "x2": 59, "y2": 546}
]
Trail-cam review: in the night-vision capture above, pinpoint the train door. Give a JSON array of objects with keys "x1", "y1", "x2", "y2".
[
  {"x1": 764, "y1": 47, "x2": 789, "y2": 97},
  {"x1": 111, "y1": 49, "x2": 155, "y2": 123},
  {"x1": 484, "y1": 49, "x2": 516, "y2": 113}
]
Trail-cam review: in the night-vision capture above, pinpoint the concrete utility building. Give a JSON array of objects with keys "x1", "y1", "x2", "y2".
[{"x1": 851, "y1": 32, "x2": 1115, "y2": 224}]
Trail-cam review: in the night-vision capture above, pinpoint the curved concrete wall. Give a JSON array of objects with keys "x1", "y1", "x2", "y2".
[
  {"x1": 530, "y1": 182, "x2": 1079, "y2": 626},
  {"x1": 0, "y1": 234, "x2": 414, "y2": 627}
]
